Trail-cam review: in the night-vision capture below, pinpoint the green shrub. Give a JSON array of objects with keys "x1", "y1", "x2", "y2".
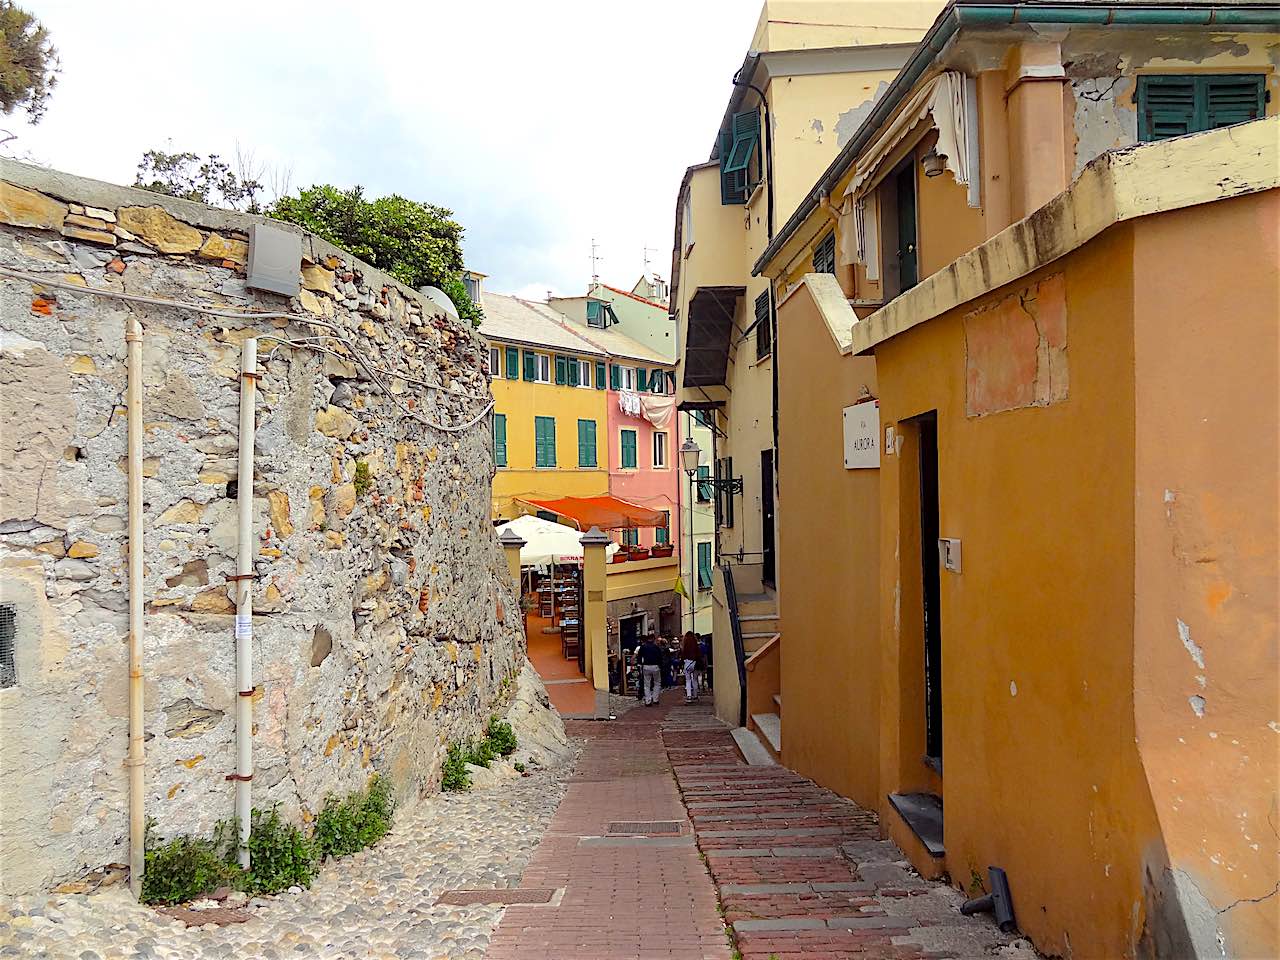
[
  {"x1": 485, "y1": 716, "x2": 518, "y2": 757},
  {"x1": 465, "y1": 737, "x2": 495, "y2": 768},
  {"x1": 141, "y1": 819, "x2": 242, "y2": 905},
  {"x1": 313, "y1": 775, "x2": 396, "y2": 860},
  {"x1": 244, "y1": 807, "x2": 315, "y2": 894},
  {"x1": 514, "y1": 761, "x2": 526, "y2": 774},
  {"x1": 441, "y1": 742, "x2": 471, "y2": 791},
  {"x1": 353, "y1": 460, "x2": 372, "y2": 497}
]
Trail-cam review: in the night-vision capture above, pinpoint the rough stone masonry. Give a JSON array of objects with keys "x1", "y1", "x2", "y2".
[{"x1": 0, "y1": 161, "x2": 527, "y2": 895}]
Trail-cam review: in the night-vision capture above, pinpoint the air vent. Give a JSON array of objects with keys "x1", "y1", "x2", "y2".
[
  {"x1": 607, "y1": 820, "x2": 683, "y2": 835},
  {"x1": 0, "y1": 603, "x2": 16, "y2": 688}
]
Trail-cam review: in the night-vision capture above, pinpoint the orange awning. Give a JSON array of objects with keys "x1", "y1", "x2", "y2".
[{"x1": 517, "y1": 495, "x2": 667, "y2": 530}]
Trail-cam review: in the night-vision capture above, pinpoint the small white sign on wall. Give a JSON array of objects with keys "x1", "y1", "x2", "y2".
[{"x1": 843, "y1": 402, "x2": 881, "y2": 470}]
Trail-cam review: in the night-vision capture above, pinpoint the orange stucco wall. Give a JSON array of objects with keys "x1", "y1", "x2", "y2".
[
  {"x1": 874, "y1": 224, "x2": 1166, "y2": 959},
  {"x1": 1131, "y1": 190, "x2": 1279, "y2": 960},
  {"x1": 914, "y1": 131, "x2": 988, "y2": 282},
  {"x1": 776, "y1": 283, "x2": 882, "y2": 810}
]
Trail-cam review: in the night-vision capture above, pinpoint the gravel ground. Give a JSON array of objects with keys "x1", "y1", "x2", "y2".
[{"x1": 0, "y1": 759, "x2": 573, "y2": 960}]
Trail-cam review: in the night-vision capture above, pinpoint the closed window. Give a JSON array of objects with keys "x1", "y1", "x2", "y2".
[
  {"x1": 620, "y1": 429, "x2": 637, "y2": 469},
  {"x1": 652, "y1": 431, "x2": 667, "y2": 468},
  {"x1": 1138, "y1": 74, "x2": 1265, "y2": 141},
  {"x1": 488, "y1": 346, "x2": 501, "y2": 378},
  {"x1": 577, "y1": 419, "x2": 597, "y2": 468},
  {"x1": 622, "y1": 528, "x2": 639, "y2": 546},
  {"x1": 536, "y1": 354, "x2": 551, "y2": 383},
  {"x1": 622, "y1": 366, "x2": 635, "y2": 391},
  {"x1": 656, "y1": 511, "x2": 670, "y2": 545},
  {"x1": 754, "y1": 290, "x2": 772, "y2": 360},
  {"x1": 595, "y1": 361, "x2": 606, "y2": 391},
  {"x1": 697, "y1": 541, "x2": 713, "y2": 590},
  {"x1": 492, "y1": 414, "x2": 507, "y2": 467},
  {"x1": 576, "y1": 359, "x2": 592, "y2": 388},
  {"x1": 505, "y1": 347, "x2": 520, "y2": 380},
  {"x1": 535, "y1": 416, "x2": 556, "y2": 467}
]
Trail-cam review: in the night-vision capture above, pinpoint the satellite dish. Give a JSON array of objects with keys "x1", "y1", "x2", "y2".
[{"x1": 418, "y1": 286, "x2": 459, "y2": 322}]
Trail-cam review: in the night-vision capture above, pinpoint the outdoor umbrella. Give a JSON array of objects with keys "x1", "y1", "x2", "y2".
[{"x1": 495, "y1": 514, "x2": 620, "y2": 566}]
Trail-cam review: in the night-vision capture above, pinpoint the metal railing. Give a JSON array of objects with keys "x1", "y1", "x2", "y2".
[{"x1": 720, "y1": 562, "x2": 749, "y2": 728}]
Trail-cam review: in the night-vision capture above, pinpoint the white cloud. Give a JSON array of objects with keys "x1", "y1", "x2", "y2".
[{"x1": 9, "y1": 0, "x2": 755, "y2": 295}]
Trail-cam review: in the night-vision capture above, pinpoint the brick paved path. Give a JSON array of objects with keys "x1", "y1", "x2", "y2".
[
  {"x1": 665, "y1": 702, "x2": 1036, "y2": 960},
  {"x1": 487, "y1": 690, "x2": 1035, "y2": 960},
  {"x1": 485, "y1": 690, "x2": 732, "y2": 960}
]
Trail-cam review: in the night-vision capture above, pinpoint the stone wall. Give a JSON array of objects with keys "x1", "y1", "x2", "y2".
[{"x1": 0, "y1": 162, "x2": 526, "y2": 895}]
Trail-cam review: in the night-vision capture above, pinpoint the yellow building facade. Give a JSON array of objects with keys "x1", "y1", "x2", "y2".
[{"x1": 753, "y1": 4, "x2": 1279, "y2": 958}]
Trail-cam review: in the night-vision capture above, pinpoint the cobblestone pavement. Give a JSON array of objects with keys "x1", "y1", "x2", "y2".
[
  {"x1": 0, "y1": 760, "x2": 572, "y2": 960},
  {"x1": 485, "y1": 691, "x2": 733, "y2": 960},
  {"x1": 663, "y1": 702, "x2": 1040, "y2": 960}
]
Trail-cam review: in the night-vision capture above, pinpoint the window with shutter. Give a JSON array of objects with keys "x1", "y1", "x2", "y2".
[
  {"x1": 492, "y1": 414, "x2": 507, "y2": 467},
  {"x1": 555, "y1": 355, "x2": 567, "y2": 385},
  {"x1": 697, "y1": 465, "x2": 711, "y2": 502},
  {"x1": 636, "y1": 368, "x2": 649, "y2": 392},
  {"x1": 610, "y1": 364, "x2": 621, "y2": 390},
  {"x1": 813, "y1": 232, "x2": 837, "y2": 275},
  {"x1": 715, "y1": 457, "x2": 734, "y2": 528},
  {"x1": 523, "y1": 350, "x2": 537, "y2": 381},
  {"x1": 595, "y1": 361, "x2": 606, "y2": 390},
  {"x1": 656, "y1": 512, "x2": 670, "y2": 545},
  {"x1": 697, "y1": 542, "x2": 713, "y2": 589},
  {"x1": 567, "y1": 357, "x2": 579, "y2": 387},
  {"x1": 535, "y1": 416, "x2": 556, "y2": 467},
  {"x1": 577, "y1": 419, "x2": 597, "y2": 467},
  {"x1": 488, "y1": 346, "x2": 500, "y2": 378},
  {"x1": 754, "y1": 290, "x2": 772, "y2": 361},
  {"x1": 1138, "y1": 74, "x2": 1264, "y2": 141},
  {"x1": 506, "y1": 347, "x2": 520, "y2": 380},
  {"x1": 620, "y1": 429, "x2": 637, "y2": 469},
  {"x1": 652, "y1": 432, "x2": 667, "y2": 468},
  {"x1": 586, "y1": 300, "x2": 604, "y2": 328},
  {"x1": 622, "y1": 528, "x2": 639, "y2": 547},
  {"x1": 719, "y1": 109, "x2": 759, "y2": 205},
  {"x1": 536, "y1": 354, "x2": 551, "y2": 382}
]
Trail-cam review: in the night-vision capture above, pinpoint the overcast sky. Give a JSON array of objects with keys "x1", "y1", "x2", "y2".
[{"x1": 9, "y1": 1, "x2": 757, "y2": 299}]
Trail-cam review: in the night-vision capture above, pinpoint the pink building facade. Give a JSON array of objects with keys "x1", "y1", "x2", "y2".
[{"x1": 605, "y1": 363, "x2": 679, "y2": 551}]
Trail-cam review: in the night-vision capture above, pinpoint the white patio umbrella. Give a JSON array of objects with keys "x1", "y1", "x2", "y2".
[{"x1": 496, "y1": 514, "x2": 620, "y2": 566}]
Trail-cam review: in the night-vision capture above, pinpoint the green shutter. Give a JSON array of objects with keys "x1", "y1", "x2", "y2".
[
  {"x1": 505, "y1": 347, "x2": 519, "y2": 380},
  {"x1": 595, "y1": 361, "x2": 606, "y2": 390},
  {"x1": 724, "y1": 108, "x2": 760, "y2": 174},
  {"x1": 523, "y1": 350, "x2": 536, "y2": 381},
  {"x1": 555, "y1": 355, "x2": 567, "y2": 385},
  {"x1": 577, "y1": 419, "x2": 596, "y2": 467},
  {"x1": 610, "y1": 364, "x2": 621, "y2": 390},
  {"x1": 1138, "y1": 74, "x2": 1264, "y2": 142},
  {"x1": 697, "y1": 465, "x2": 711, "y2": 501},
  {"x1": 697, "y1": 542, "x2": 713, "y2": 589},
  {"x1": 656, "y1": 511, "x2": 669, "y2": 544},
  {"x1": 621, "y1": 430, "x2": 637, "y2": 469},
  {"x1": 636, "y1": 368, "x2": 648, "y2": 392},
  {"x1": 652, "y1": 369, "x2": 665, "y2": 393},
  {"x1": 568, "y1": 358, "x2": 579, "y2": 387},
  {"x1": 719, "y1": 128, "x2": 748, "y2": 205},
  {"x1": 535, "y1": 416, "x2": 556, "y2": 467},
  {"x1": 492, "y1": 414, "x2": 507, "y2": 467},
  {"x1": 1206, "y1": 75, "x2": 1265, "y2": 128}
]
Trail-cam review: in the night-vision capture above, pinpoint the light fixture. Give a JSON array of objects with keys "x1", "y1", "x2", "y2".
[
  {"x1": 679, "y1": 437, "x2": 702, "y2": 476},
  {"x1": 921, "y1": 147, "x2": 946, "y2": 178}
]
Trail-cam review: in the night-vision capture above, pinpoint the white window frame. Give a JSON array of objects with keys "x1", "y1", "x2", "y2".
[
  {"x1": 576, "y1": 359, "x2": 592, "y2": 388},
  {"x1": 621, "y1": 366, "x2": 635, "y2": 391},
  {"x1": 488, "y1": 346, "x2": 501, "y2": 379},
  {"x1": 652, "y1": 431, "x2": 667, "y2": 469},
  {"x1": 536, "y1": 353, "x2": 551, "y2": 383}
]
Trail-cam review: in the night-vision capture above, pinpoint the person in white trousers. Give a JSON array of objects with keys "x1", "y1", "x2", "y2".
[{"x1": 637, "y1": 636, "x2": 664, "y2": 706}]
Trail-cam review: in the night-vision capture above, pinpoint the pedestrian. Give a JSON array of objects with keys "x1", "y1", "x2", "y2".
[
  {"x1": 637, "y1": 634, "x2": 663, "y2": 706},
  {"x1": 681, "y1": 631, "x2": 704, "y2": 703}
]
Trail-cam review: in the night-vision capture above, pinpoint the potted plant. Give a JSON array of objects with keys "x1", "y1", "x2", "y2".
[
  {"x1": 650, "y1": 543, "x2": 674, "y2": 558},
  {"x1": 611, "y1": 550, "x2": 630, "y2": 564},
  {"x1": 627, "y1": 545, "x2": 650, "y2": 560}
]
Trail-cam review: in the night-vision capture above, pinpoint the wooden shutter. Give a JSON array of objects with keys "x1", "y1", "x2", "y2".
[
  {"x1": 535, "y1": 417, "x2": 556, "y2": 467},
  {"x1": 697, "y1": 542, "x2": 712, "y2": 588},
  {"x1": 492, "y1": 414, "x2": 507, "y2": 467},
  {"x1": 697, "y1": 465, "x2": 711, "y2": 502},
  {"x1": 595, "y1": 361, "x2": 606, "y2": 390},
  {"x1": 636, "y1": 368, "x2": 648, "y2": 392},
  {"x1": 577, "y1": 419, "x2": 596, "y2": 467},
  {"x1": 719, "y1": 128, "x2": 748, "y2": 205},
  {"x1": 724, "y1": 108, "x2": 760, "y2": 173},
  {"x1": 568, "y1": 359, "x2": 579, "y2": 387},
  {"x1": 610, "y1": 364, "x2": 621, "y2": 390},
  {"x1": 1205, "y1": 75, "x2": 1265, "y2": 128},
  {"x1": 754, "y1": 291, "x2": 772, "y2": 360},
  {"x1": 523, "y1": 350, "x2": 537, "y2": 381},
  {"x1": 505, "y1": 347, "x2": 519, "y2": 380},
  {"x1": 814, "y1": 232, "x2": 836, "y2": 275},
  {"x1": 1138, "y1": 75, "x2": 1197, "y2": 141},
  {"x1": 555, "y1": 355, "x2": 567, "y2": 385},
  {"x1": 621, "y1": 430, "x2": 637, "y2": 469}
]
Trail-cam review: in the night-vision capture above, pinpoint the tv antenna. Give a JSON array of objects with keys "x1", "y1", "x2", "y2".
[
  {"x1": 643, "y1": 246, "x2": 660, "y2": 277},
  {"x1": 591, "y1": 238, "x2": 602, "y2": 284}
]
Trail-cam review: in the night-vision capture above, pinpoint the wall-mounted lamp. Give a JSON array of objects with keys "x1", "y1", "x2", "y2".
[{"x1": 921, "y1": 147, "x2": 947, "y2": 178}]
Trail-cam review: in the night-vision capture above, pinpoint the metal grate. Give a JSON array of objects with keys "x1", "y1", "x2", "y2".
[
  {"x1": 0, "y1": 603, "x2": 15, "y2": 688},
  {"x1": 607, "y1": 820, "x2": 683, "y2": 836},
  {"x1": 435, "y1": 888, "x2": 557, "y2": 906}
]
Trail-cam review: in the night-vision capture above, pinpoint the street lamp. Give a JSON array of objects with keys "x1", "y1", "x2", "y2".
[
  {"x1": 679, "y1": 437, "x2": 701, "y2": 477},
  {"x1": 679, "y1": 438, "x2": 701, "y2": 635}
]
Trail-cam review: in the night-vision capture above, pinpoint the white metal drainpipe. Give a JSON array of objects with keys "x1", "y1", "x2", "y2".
[
  {"x1": 232, "y1": 338, "x2": 258, "y2": 867},
  {"x1": 126, "y1": 315, "x2": 145, "y2": 899}
]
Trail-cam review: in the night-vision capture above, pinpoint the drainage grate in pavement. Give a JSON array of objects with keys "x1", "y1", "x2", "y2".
[
  {"x1": 435, "y1": 888, "x2": 559, "y2": 906},
  {"x1": 607, "y1": 820, "x2": 683, "y2": 835}
]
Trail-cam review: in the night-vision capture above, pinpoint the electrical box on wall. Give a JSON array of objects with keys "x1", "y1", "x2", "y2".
[
  {"x1": 246, "y1": 223, "x2": 302, "y2": 297},
  {"x1": 938, "y1": 538, "x2": 962, "y2": 573}
]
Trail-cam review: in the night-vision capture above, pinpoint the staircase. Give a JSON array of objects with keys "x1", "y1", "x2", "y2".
[{"x1": 737, "y1": 588, "x2": 783, "y2": 763}]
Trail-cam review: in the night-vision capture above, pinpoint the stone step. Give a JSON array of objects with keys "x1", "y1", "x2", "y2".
[
  {"x1": 730, "y1": 726, "x2": 778, "y2": 766},
  {"x1": 887, "y1": 791, "x2": 945, "y2": 858},
  {"x1": 750, "y1": 712, "x2": 781, "y2": 754}
]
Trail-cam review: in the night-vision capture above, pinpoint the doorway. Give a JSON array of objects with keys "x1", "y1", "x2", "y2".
[
  {"x1": 760, "y1": 449, "x2": 776, "y2": 588},
  {"x1": 917, "y1": 413, "x2": 942, "y2": 766},
  {"x1": 895, "y1": 163, "x2": 919, "y2": 292},
  {"x1": 619, "y1": 613, "x2": 645, "y2": 650}
]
